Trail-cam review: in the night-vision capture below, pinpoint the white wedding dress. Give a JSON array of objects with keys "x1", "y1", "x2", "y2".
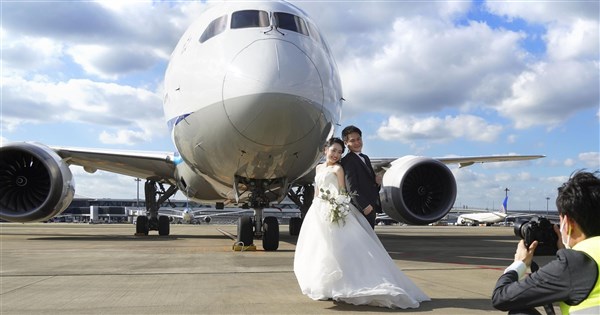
[{"x1": 294, "y1": 169, "x2": 430, "y2": 308}]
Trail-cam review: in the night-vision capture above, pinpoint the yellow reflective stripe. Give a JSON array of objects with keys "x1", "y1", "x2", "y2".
[{"x1": 561, "y1": 237, "x2": 600, "y2": 314}]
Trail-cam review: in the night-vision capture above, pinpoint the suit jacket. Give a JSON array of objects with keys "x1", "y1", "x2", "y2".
[
  {"x1": 492, "y1": 249, "x2": 598, "y2": 312},
  {"x1": 340, "y1": 152, "x2": 381, "y2": 213}
]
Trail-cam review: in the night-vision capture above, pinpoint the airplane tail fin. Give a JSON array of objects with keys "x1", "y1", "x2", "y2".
[{"x1": 501, "y1": 196, "x2": 508, "y2": 214}]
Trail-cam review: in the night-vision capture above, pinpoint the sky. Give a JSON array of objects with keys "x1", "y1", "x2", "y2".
[{"x1": 1, "y1": 0, "x2": 599, "y2": 212}]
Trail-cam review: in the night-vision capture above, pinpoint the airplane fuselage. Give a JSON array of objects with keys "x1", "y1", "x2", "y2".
[
  {"x1": 163, "y1": 2, "x2": 342, "y2": 203},
  {"x1": 456, "y1": 211, "x2": 507, "y2": 225}
]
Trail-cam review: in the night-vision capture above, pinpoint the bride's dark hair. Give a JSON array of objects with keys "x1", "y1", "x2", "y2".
[{"x1": 325, "y1": 137, "x2": 345, "y2": 154}]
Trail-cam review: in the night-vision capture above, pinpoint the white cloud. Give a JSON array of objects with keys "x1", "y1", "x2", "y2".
[
  {"x1": 486, "y1": 2, "x2": 599, "y2": 130},
  {"x1": 340, "y1": 18, "x2": 526, "y2": 117},
  {"x1": 99, "y1": 129, "x2": 149, "y2": 146},
  {"x1": 564, "y1": 158, "x2": 576, "y2": 167},
  {"x1": 2, "y1": 1, "x2": 207, "y2": 81},
  {"x1": 71, "y1": 166, "x2": 186, "y2": 199},
  {"x1": 451, "y1": 167, "x2": 544, "y2": 210},
  {"x1": 495, "y1": 172, "x2": 512, "y2": 182},
  {"x1": 579, "y1": 152, "x2": 600, "y2": 168},
  {"x1": 71, "y1": 167, "x2": 140, "y2": 199},
  {"x1": 1, "y1": 34, "x2": 65, "y2": 76},
  {"x1": 546, "y1": 19, "x2": 599, "y2": 62},
  {"x1": 330, "y1": 1, "x2": 598, "y2": 132},
  {"x1": 544, "y1": 175, "x2": 570, "y2": 186},
  {"x1": 0, "y1": 136, "x2": 8, "y2": 146},
  {"x1": 377, "y1": 114, "x2": 502, "y2": 143},
  {"x1": 496, "y1": 60, "x2": 599, "y2": 129},
  {"x1": 491, "y1": 171, "x2": 534, "y2": 184},
  {"x1": 2, "y1": 76, "x2": 165, "y2": 145},
  {"x1": 517, "y1": 172, "x2": 533, "y2": 181},
  {"x1": 485, "y1": 1, "x2": 598, "y2": 25},
  {"x1": 67, "y1": 44, "x2": 162, "y2": 80}
]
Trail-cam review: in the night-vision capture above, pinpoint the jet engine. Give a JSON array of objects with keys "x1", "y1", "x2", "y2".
[
  {"x1": 380, "y1": 156, "x2": 456, "y2": 225},
  {"x1": 0, "y1": 142, "x2": 75, "y2": 222}
]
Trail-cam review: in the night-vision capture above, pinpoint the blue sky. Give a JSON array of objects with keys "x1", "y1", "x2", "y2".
[{"x1": 1, "y1": 0, "x2": 598, "y2": 212}]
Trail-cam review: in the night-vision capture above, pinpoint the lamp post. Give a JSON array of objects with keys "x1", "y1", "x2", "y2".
[
  {"x1": 134, "y1": 178, "x2": 142, "y2": 224},
  {"x1": 546, "y1": 197, "x2": 550, "y2": 215},
  {"x1": 135, "y1": 178, "x2": 141, "y2": 210}
]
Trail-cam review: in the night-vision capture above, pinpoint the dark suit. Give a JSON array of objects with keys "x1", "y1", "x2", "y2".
[
  {"x1": 341, "y1": 152, "x2": 382, "y2": 229},
  {"x1": 492, "y1": 249, "x2": 598, "y2": 314}
]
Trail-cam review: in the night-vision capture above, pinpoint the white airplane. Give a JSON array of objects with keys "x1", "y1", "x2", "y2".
[
  {"x1": 0, "y1": 1, "x2": 544, "y2": 250},
  {"x1": 456, "y1": 208, "x2": 508, "y2": 226},
  {"x1": 159, "y1": 207, "x2": 247, "y2": 225},
  {"x1": 454, "y1": 196, "x2": 554, "y2": 226}
]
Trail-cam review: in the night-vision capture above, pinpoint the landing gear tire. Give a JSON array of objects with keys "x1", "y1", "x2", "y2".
[
  {"x1": 262, "y1": 216, "x2": 279, "y2": 251},
  {"x1": 136, "y1": 216, "x2": 149, "y2": 235},
  {"x1": 289, "y1": 217, "x2": 302, "y2": 236},
  {"x1": 237, "y1": 216, "x2": 254, "y2": 247},
  {"x1": 158, "y1": 215, "x2": 170, "y2": 236}
]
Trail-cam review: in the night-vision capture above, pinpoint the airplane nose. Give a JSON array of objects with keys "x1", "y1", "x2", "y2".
[{"x1": 222, "y1": 39, "x2": 324, "y2": 146}]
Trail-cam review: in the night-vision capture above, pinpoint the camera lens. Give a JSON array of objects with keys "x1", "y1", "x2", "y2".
[{"x1": 513, "y1": 220, "x2": 528, "y2": 239}]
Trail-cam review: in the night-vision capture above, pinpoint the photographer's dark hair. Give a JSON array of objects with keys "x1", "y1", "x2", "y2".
[
  {"x1": 341, "y1": 125, "x2": 362, "y2": 141},
  {"x1": 556, "y1": 170, "x2": 600, "y2": 237},
  {"x1": 325, "y1": 137, "x2": 345, "y2": 154}
]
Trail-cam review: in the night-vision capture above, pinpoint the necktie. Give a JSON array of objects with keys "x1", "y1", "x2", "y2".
[
  {"x1": 359, "y1": 153, "x2": 368, "y2": 164},
  {"x1": 360, "y1": 153, "x2": 374, "y2": 176}
]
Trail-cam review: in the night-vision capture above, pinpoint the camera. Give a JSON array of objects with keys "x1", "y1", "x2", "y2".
[{"x1": 514, "y1": 216, "x2": 558, "y2": 256}]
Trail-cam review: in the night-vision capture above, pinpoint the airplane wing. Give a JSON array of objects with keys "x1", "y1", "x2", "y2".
[
  {"x1": 52, "y1": 146, "x2": 176, "y2": 182},
  {"x1": 186, "y1": 208, "x2": 246, "y2": 216},
  {"x1": 370, "y1": 154, "x2": 545, "y2": 172},
  {"x1": 435, "y1": 155, "x2": 546, "y2": 168}
]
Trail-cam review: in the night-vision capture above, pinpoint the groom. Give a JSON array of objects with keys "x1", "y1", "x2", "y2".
[{"x1": 341, "y1": 125, "x2": 382, "y2": 229}]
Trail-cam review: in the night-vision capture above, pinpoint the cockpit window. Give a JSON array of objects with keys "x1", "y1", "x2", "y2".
[
  {"x1": 199, "y1": 15, "x2": 228, "y2": 43},
  {"x1": 274, "y1": 12, "x2": 308, "y2": 36},
  {"x1": 231, "y1": 10, "x2": 269, "y2": 29}
]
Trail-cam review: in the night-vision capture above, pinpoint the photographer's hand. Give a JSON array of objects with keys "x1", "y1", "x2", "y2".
[
  {"x1": 554, "y1": 224, "x2": 565, "y2": 250},
  {"x1": 515, "y1": 240, "x2": 538, "y2": 268}
]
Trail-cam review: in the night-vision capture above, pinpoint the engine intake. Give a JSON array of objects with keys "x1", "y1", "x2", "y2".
[
  {"x1": 0, "y1": 142, "x2": 75, "y2": 222},
  {"x1": 380, "y1": 156, "x2": 456, "y2": 225}
]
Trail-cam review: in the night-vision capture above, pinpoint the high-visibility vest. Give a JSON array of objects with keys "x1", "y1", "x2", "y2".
[{"x1": 560, "y1": 236, "x2": 600, "y2": 314}]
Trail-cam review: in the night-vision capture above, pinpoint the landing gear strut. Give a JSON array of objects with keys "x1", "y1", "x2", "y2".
[
  {"x1": 136, "y1": 180, "x2": 178, "y2": 236},
  {"x1": 235, "y1": 177, "x2": 285, "y2": 251}
]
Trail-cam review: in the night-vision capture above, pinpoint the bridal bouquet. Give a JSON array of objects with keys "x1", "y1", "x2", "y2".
[{"x1": 319, "y1": 186, "x2": 356, "y2": 226}]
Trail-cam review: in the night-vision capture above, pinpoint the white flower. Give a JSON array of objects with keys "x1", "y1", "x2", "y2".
[
  {"x1": 319, "y1": 186, "x2": 356, "y2": 226},
  {"x1": 335, "y1": 194, "x2": 351, "y2": 205}
]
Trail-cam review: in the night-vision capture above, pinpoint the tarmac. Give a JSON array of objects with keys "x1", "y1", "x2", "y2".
[{"x1": 0, "y1": 223, "x2": 557, "y2": 314}]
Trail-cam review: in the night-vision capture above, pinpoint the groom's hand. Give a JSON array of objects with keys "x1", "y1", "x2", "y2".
[
  {"x1": 363, "y1": 205, "x2": 373, "y2": 215},
  {"x1": 375, "y1": 174, "x2": 383, "y2": 186}
]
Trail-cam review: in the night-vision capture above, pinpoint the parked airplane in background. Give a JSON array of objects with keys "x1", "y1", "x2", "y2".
[
  {"x1": 455, "y1": 196, "x2": 554, "y2": 226},
  {"x1": 456, "y1": 208, "x2": 509, "y2": 226},
  {"x1": 159, "y1": 208, "x2": 217, "y2": 224},
  {"x1": 0, "y1": 1, "x2": 543, "y2": 251},
  {"x1": 160, "y1": 206, "x2": 299, "y2": 225}
]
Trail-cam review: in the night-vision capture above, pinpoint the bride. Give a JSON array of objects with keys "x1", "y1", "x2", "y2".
[{"x1": 293, "y1": 137, "x2": 430, "y2": 309}]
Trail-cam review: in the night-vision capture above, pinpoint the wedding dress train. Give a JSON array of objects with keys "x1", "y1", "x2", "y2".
[{"x1": 293, "y1": 169, "x2": 430, "y2": 308}]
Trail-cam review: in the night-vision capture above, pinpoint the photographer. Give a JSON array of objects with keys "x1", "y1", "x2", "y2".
[{"x1": 492, "y1": 170, "x2": 600, "y2": 315}]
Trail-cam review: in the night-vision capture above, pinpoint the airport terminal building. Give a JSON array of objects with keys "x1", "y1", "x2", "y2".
[{"x1": 51, "y1": 196, "x2": 192, "y2": 223}]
